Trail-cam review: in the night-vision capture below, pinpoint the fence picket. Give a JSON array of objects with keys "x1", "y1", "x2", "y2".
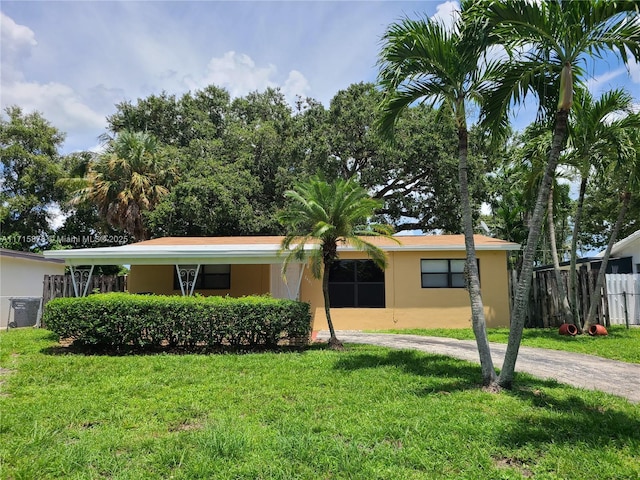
[
  {"x1": 606, "y1": 274, "x2": 640, "y2": 325},
  {"x1": 511, "y1": 269, "x2": 619, "y2": 328},
  {"x1": 42, "y1": 274, "x2": 127, "y2": 307}
]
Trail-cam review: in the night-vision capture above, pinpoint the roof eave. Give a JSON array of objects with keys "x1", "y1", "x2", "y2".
[
  {"x1": 43, "y1": 239, "x2": 521, "y2": 266},
  {"x1": 339, "y1": 244, "x2": 521, "y2": 252},
  {"x1": 44, "y1": 252, "x2": 293, "y2": 266}
]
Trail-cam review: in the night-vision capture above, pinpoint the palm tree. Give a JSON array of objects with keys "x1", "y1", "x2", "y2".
[
  {"x1": 565, "y1": 89, "x2": 640, "y2": 330},
  {"x1": 583, "y1": 119, "x2": 640, "y2": 330},
  {"x1": 377, "y1": 10, "x2": 501, "y2": 386},
  {"x1": 74, "y1": 130, "x2": 177, "y2": 241},
  {"x1": 277, "y1": 176, "x2": 396, "y2": 350},
  {"x1": 518, "y1": 125, "x2": 573, "y2": 324},
  {"x1": 473, "y1": 0, "x2": 640, "y2": 388}
]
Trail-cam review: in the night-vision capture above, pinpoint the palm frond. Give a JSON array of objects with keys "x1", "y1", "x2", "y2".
[{"x1": 278, "y1": 176, "x2": 394, "y2": 280}]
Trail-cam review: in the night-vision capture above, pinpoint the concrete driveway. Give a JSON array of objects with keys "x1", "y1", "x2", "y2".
[{"x1": 315, "y1": 331, "x2": 640, "y2": 403}]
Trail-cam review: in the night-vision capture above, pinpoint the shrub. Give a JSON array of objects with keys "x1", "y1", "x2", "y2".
[{"x1": 43, "y1": 293, "x2": 311, "y2": 350}]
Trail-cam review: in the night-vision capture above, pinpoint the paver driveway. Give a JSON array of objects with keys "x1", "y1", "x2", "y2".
[{"x1": 316, "y1": 331, "x2": 640, "y2": 403}]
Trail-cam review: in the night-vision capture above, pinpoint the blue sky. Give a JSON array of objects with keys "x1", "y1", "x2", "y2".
[{"x1": 1, "y1": 1, "x2": 639, "y2": 155}]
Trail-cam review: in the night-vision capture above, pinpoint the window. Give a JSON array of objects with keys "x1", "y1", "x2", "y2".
[
  {"x1": 328, "y1": 260, "x2": 385, "y2": 308},
  {"x1": 421, "y1": 259, "x2": 473, "y2": 288},
  {"x1": 173, "y1": 264, "x2": 231, "y2": 290}
]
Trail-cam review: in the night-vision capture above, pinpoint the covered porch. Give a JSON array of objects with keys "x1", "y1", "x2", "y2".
[{"x1": 43, "y1": 237, "x2": 309, "y2": 301}]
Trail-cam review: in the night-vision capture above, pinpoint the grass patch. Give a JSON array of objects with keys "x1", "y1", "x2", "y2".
[
  {"x1": 1, "y1": 328, "x2": 639, "y2": 479},
  {"x1": 375, "y1": 326, "x2": 640, "y2": 363}
]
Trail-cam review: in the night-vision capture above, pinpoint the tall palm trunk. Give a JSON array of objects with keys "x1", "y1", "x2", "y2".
[
  {"x1": 547, "y1": 182, "x2": 573, "y2": 325},
  {"x1": 322, "y1": 258, "x2": 343, "y2": 350},
  {"x1": 498, "y1": 108, "x2": 569, "y2": 389},
  {"x1": 458, "y1": 125, "x2": 498, "y2": 387},
  {"x1": 568, "y1": 176, "x2": 588, "y2": 329},
  {"x1": 583, "y1": 192, "x2": 631, "y2": 329}
]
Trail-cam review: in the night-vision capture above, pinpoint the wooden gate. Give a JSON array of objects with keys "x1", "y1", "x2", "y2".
[
  {"x1": 42, "y1": 274, "x2": 127, "y2": 306},
  {"x1": 510, "y1": 269, "x2": 609, "y2": 328}
]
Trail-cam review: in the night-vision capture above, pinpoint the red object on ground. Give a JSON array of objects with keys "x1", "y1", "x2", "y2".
[
  {"x1": 588, "y1": 324, "x2": 608, "y2": 336},
  {"x1": 558, "y1": 323, "x2": 578, "y2": 336}
]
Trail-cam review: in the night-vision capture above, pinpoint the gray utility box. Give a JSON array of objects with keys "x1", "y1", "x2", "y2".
[{"x1": 7, "y1": 297, "x2": 42, "y2": 328}]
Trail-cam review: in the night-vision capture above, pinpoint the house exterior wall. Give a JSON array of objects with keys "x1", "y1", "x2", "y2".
[
  {"x1": 0, "y1": 253, "x2": 65, "y2": 328},
  {"x1": 299, "y1": 250, "x2": 512, "y2": 330},
  {"x1": 128, "y1": 264, "x2": 271, "y2": 297},
  {"x1": 127, "y1": 249, "x2": 512, "y2": 330},
  {"x1": 612, "y1": 237, "x2": 640, "y2": 274}
]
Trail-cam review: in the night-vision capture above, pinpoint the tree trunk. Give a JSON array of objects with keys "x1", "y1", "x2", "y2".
[
  {"x1": 498, "y1": 108, "x2": 569, "y2": 389},
  {"x1": 568, "y1": 176, "x2": 588, "y2": 329},
  {"x1": 458, "y1": 125, "x2": 498, "y2": 387},
  {"x1": 547, "y1": 182, "x2": 573, "y2": 324},
  {"x1": 583, "y1": 192, "x2": 631, "y2": 329},
  {"x1": 322, "y1": 259, "x2": 343, "y2": 350}
]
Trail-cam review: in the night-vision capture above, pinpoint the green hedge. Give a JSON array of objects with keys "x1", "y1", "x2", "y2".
[{"x1": 43, "y1": 293, "x2": 311, "y2": 350}]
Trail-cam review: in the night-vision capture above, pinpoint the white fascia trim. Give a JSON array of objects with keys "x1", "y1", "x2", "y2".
[
  {"x1": 337, "y1": 244, "x2": 521, "y2": 252},
  {"x1": 43, "y1": 240, "x2": 520, "y2": 266},
  {"x1": 43, "y1": 244, "x2": 317, "y2": 266}
]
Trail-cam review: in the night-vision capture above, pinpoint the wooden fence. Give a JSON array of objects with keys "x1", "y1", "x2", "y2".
[
  {"x1": 510, "y1": 269, "x2": 609, "y2": 328},
  {"x1": 42, "y1": 274, "x2": 127, "y2": 306}
]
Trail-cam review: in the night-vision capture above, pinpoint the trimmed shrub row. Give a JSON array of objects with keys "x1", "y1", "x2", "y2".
[{"x1": 43, "y1": 293, "x2": 311, "y2": 350}]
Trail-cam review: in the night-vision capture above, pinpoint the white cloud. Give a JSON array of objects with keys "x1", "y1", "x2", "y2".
[
  {"x1": 0, "y1": 12, "x2": 36, "y2": 46},
  {"x1": 47, "y1": 204, "x2": 69, "y2": 230},
  {"x1": 282, "y1": 70, "x2": 311, "y2": 102},
  {"x1": 585, "y1": 68, "x2": 627, "y2": 95},
  {"x1": 0, "y1": 13, "x2": 106, "y2": 150},
  {"x1": 431, "y1": 1, "x2": 460, "y2": 30},
  {"x1": 183, "y1": 51, "x2": 310, "y2": 107},
  {"x1": 2, "y1": 81, "x2": 105, "y2": 132},
  {"x1": 1, "y1": 12, "x2": 37, "y2": 82},
  {"x1": 628, "y1": 58, "x2": 640, "y2": 83},
  {"x1": 184, "y1": 51, "x2": 276, "y2": 97}
]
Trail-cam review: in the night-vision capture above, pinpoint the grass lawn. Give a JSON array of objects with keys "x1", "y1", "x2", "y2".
[
  {"x1": 1, "y1": 328, "x2": 639, "y2": 479},
  {"x1": 375, "y1": 326, "x2": 640, "y2": 364}
]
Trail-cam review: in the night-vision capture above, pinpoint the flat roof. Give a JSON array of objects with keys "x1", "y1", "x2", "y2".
[
  {"x1": 1, "y1": 248, "x2": 65, "y2": 264},
  {"x1": 43, "y1": 235, "x2": 520, "y2": 266}
]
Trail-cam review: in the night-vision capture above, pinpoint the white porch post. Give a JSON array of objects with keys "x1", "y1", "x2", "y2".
[
  {"x1": 175, "y1": 264, "x2": 201, "y2": 296},
  {"x1": 69, "y1": 265, "x2": 95, "y2": 297},
  {"x1": 272, "y1": 262, "x2": 306, "y2": 300},
  {"x1": 82, "y1": 265, "x2": 95, "y2": 297},
  {"x1": 69, "y1": 265, "x2": 79, "y2": 297},
  {"x1": 293, "y1": 263, "x2": 306, "y2": 300}
]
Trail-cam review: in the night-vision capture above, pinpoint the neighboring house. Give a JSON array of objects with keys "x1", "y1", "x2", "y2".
[
  {"x1": 535, "y1": 230, "x2": 640, "y2": 275},
  {"x1": 43, "y1": 235, "x2": 520, "y2": 330},
  {"x1": 532, "y1": 230, "x2": 640, "y2": 325},
  {"x1": 533, "y1": 256, "x2": 634, "y2": 275},
  {"x1": 597, "y1": 230, "x2": 640, "y2": 326},
  {"x1": 595, "y1": 229, "x2": 640, "y2": 274},
  {"x1": 1, "y1": 249, "x2": 66, "y2": 328}
]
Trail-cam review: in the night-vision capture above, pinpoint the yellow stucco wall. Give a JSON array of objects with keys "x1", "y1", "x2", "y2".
[
  {"x1": 299, "y1": 250, "x2": 512, "y2": 330},
  {"x1": 128, "y1": 249, "x2": 512, "y2": 330},
  {"x1": 128, "y1": 264, "x2": 270, "y2": 297}
]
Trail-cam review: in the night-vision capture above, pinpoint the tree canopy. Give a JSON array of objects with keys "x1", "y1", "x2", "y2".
[{"x1": 0, "y1": 107, "x2": 66, "y2": 250}]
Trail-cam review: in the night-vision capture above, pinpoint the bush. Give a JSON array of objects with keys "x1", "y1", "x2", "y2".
[{"x1": 43, "y1": 293, "x2": 311, "y2": 350}]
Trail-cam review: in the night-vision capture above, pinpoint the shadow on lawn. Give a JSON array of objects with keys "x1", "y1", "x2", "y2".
[
  {"x1": 499, "y1": 384, "x2": 640, "y2": 447},
  {"x1": 40, "y1": 340, "x2": 325, "y2": 357},
  {"x1": 333, "y1": 348, "x2": 486, "y2": 395},
  {"x1": 336, "y1": 347, "x2": 640, "y2": 447}
]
